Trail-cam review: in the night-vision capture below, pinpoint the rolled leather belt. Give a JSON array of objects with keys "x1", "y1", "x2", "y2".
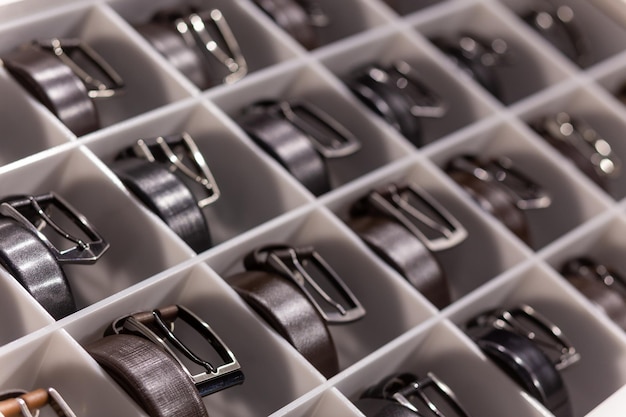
[{"x1": 0, "y1": 388, "x2": 76, "y2": 417}]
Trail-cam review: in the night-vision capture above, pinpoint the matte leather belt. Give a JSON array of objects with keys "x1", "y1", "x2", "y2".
[
  {"x1": 466, "y1": 305, "x2": 579, "y2": 417},
  {"x1": 531, "y1": 112, "x2": 620, "y2": 192},
  {"x1": 1, "y1": 38, "x2": 124, "y2": 136},
  {"x1": 0, "y1": 388, "x2": 76, "y2": 417},
  {"x1": 0, "y1": 193, "x2": 108, "y2": 320},
  {"x1": 348, "y1": 183, "x2": 467, "y2": 309},
  {"x1": 238, "y1": 100, "x2": 360, "y2": 196},
  {"x1": 431, "y1": 33, "x2": 508, "y2": 101},
  {"x1": 227, "y1": 244, "x2": 366, "y2": 378},
  {"x1": 347, "y1": 60, "x2": 446, "y2": 146},
  {"x1": 113, "y1": 132, "x2": 220, "y2": 253},
  {"x1": 137, "y1": 7, "x2": 246, "y2": 89},
  {"x1": 561, "y1": 257, "x2": 626, "y2": 331},
  {"x1": 446, "y1": 155, "x2": 551, "y2": 246},
  {"x1": 87, "y1": 305, "x2": 244, "y2": 417},
  {"x1": 358, "y1": 372, "x2": 471, "y2": 417}
]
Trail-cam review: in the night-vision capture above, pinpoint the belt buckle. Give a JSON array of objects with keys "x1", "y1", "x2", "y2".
[
  {"x1": 0, "y1": 192, "x2": 109, "y2": 264},
  {"x1": 362, "y1": 183, "x2": 467, "y2": 252},
  {"x1": 33, "y1": 38, "x2": 124, "y2": 99},
  {"x1": 170, "y1": 9, "x2": 247, "y2": 84},
  {"x1": 277, "y1": 101, "x2": 361, "y2": 159},
  {"x1": 562, "y1": 257, "x2": 626, "y2": 299},
  {"x1": 245, "y1": 244, "x2": 366, "y2": 323},
  {"x1": 130, "y1": 132, "x2": 220, "y2": 208},
  {"x1": 0, "y1": 388, "x2": 77, "y2": 417},
  {"x1": 472, "y1": 304, "x2": 580, "y2": 371},
  {"x1": 111, "y1": 305, "x2": 244, "y2": 396}
]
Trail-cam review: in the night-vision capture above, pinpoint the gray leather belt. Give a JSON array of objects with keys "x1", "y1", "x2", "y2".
[
  {"x1": 0, "y1": 193, "x2": 108, "y2": 320},
  {"x1": 0, "y1": 388, "x2": 76, "y2": 417},
  {"x1": 2, "y1": 38, "x2": 124, "y2": 136}
]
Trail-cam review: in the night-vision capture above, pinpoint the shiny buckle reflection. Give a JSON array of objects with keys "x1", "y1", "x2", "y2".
[
  {"x1": 0, "y1": 388, "x2": 77, "y2": 417},
  {"x1": 34, "y1": 38, "x2": 124, "y2": 98},
  {"x1": 562, "y1": 257, "x2": 626, "y2": 300},
  {"x1": 245, "y1": 244, "x2": 366, "y2": 323},
  {"x1": 111, "y1": 305, "x2": 244, "y2": 396},
  {"x1": 0, "y1": 192, "x2": 109, "y2": 264}
]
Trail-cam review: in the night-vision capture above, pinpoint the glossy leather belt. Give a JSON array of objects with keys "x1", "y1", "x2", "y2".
[
  {"x1": 357, "y1": 372, "x2": 471, "y2": 417},
  {"x1": 112, "y1": 132, "x2": 219, "y2": 253},
  {"x1": 0, "y1": 193, "x2": 108, "y2": 320},
  {"x1": 466, "y1": 305, "x2": 579, "y2": 417},
  {"x1": 431, "y1": 33, "x2": 508, "y2": 101},
  {"x1": 1, "y1": 38, "x2": 124, "y2": 136},
  {"x1": 446, "y1": 155, "x2": 551, "y2": 246},
  {"x1": 137, "y1": 7, "x2": 246, "y2": 89},
  {"x1": 531, "y1": 112, "x2": 620, "y2": 192},
  {"x1": 227, "y1": 244, "x2": 366, "y2": 378},
  {"x1": 252, "y1": 0, "x2": 328, "y2": 49},
  {"x1": 0, "y1": 388, "x2": 76, "y2": 417},
  {"x1": 238, "y1": 99, "x2": 360, "y2": 196},
  {"x1": 87, "y1": 305, "x2": 244, "y2": 417},
  {"x1": 561, "y1": 257, "x2": 626, "y2": 331},
  {"x1": 346, "y1": 60, "x2": 447, "y2": 147},
  {"x1": 348, "y1": 183, "x2": 467, "y2": 309}
]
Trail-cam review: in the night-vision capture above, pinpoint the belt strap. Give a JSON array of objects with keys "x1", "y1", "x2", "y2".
[
  {"x1": 0, "y1": 388, "x2": 76, "y2": 417},
  {"x1": 87, "y1": 333, "x2": 208, "y2": 417},
  {"x1": 252, "y1": 0, "x2": 318, "y2": 49}
]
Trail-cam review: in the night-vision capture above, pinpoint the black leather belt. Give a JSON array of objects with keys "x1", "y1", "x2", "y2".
[
  {"x1": 348, "y1": 183, "x2": 467, "y2": 309},
  {"x1": 531, "y1": 112, "x2": 620, "y2": 192},
  {"x1": 87, "y1": 305, "x2": 244, "y2": 417},
  {"x1": 136, "y1": 7, "x2": 247, "y2": 89},
  {"x1": 346, "y1": 60, "x2": 447, "y2": 147},
  {"x1": 1, "y1": 38, "x2": 124, "y2": 136},
  {"x1": 112, "y1": 133, "x2": 220, "y2": 253},
  {"x1": 561, "y1": 257, "x2": 626, "y2": 331},
  {"x1": 226, "y1": 244, "x2": 366, "y2": 378},
  {"x1": 0, "y1": 193, "x2": 108, "y2": 320},
  {"x1": 0, "y1": 388, "x2": 76, "y2": 417},
  {"x1": 431, "y1": 33, "x2": 508, "y2": 101},
  {"x1": 237, "y1": 100, "x2": 360, "y2": 196},
  {"x1": 466, "y1": 305, "x2": 579, "y2": 417},
  {"x1": 446, "y1": 155, "x2": 551, "y2": 246}
]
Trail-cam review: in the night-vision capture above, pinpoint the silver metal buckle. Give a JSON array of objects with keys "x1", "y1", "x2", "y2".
[
  {"x1": 245, "y1": 245, "x2": 366, "y2": 323},
  {"x1": 539, "y1": 112, "x2": 620, "y2": 180},
  {"x1": 130, "y1": 132, "x2": 220, "y2": 208},
  {"x1": 277, "y1": 100, "x2": 361, "y2": 158},
  {"x1": 0, "y1": 193, "x2": 109, "y2": 264},
  {"x1": 111, "y1": 305, "x2": 243, "y2": 396},
  {"x1": 33, "y1": 38, "x2": 124, "y2": 99},
  {"x1": 0, "y1": 388, "x2": 76, "y2": 417},
  {"x1": 360, "y1": 183, "x2": 467, "y2": 252},
  {"x1": 562, "y1": 257, "x2": 626, "y2": 299},
  {"x1": 473, "y1": 304, "x2": 580, "y2": 371},
  {"x1": 390, "y1": 373, "x2": 470, "y2": 417},
  {"x1": 172, "y1": 9, "x2": 247, "y2": 84}
]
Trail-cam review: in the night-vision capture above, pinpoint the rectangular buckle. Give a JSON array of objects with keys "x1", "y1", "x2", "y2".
[
  {"x1": 34, "y1": 38, "x2": 124, "y2": 98},
  {"x1": 0, "y1": 192, "x2": 109, "y2": 264},
  {"x1": 250, "y1": 245, "x2": 366, "y2": 324},
  {"x1": 391, "y1": 373, "x2": 470, "y2": 417},
  {"x1": 0, "y1": 388, "x2": 77, "y2": 417},
  {"x1": 131, "y1": 132, "x2": 220, "y2": 208},
  {"x1": 490, "y1": 304, "x2": 580, "y2": 371},
  {"x1": 112, "y1": 305, "x2": 244, "y2": 396},
  {"x1": 365, "y1": 183, "x2": 467, "y2": 252},
  {"x1": 174, "y1": 9, "x2": 247, "y2": 84},
  {"x1": 278, "y1": 101, "x2": 361, "y2": 159}
]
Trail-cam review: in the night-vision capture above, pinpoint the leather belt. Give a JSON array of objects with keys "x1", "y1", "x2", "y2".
[
  {"x1": 446, "y1": 155, "x2": 551, "y2": 246},
  {"x1": 347, "y1": 60, "x2": 446, "y2": 147},
  {"x1": 561, "y1": 257, "x2": 626, "y2": 331},
  {"x1": 1, "y1": 38, "x2": 124, "y2": 136},
  {"x1": 137, "y1": 7, "x2": 247, "y2": 89},
  {"x1": 237, "y1": 100, "x2": 360, "y2": 196},
  {"x1": 227, "y1": 244, "x2": 366, "y2": 378},
  {"x1": 113, "y1": 133, "x2": 220, "y2": 253},
  {"x1": 348, "y1": 183, "x2": 467, "y2": 309},
  {"x1": 531, "y1": 112, "x2": 620, "y2": 192},
  {"x1": 0, "y1": 193, "x2": 108, "y2": 320},
  {"x1": 431, "y1": 33, "x2": 508, "y2": 101},
  {"x1": 358, "y1": 372, "x2": 471, "y2": 417},
  {"x1": 87, "y1": 305, "x2": 244, "y2": 417},
  {"x1": 252, "y1": 0, "x2": 328, "y2": 50},
  {"x1": 0, "y1": 388, "x2": 76, "y2": 417},
  {"x1": 466, "y1": 305, "x2": 579, "y2": 417}
]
